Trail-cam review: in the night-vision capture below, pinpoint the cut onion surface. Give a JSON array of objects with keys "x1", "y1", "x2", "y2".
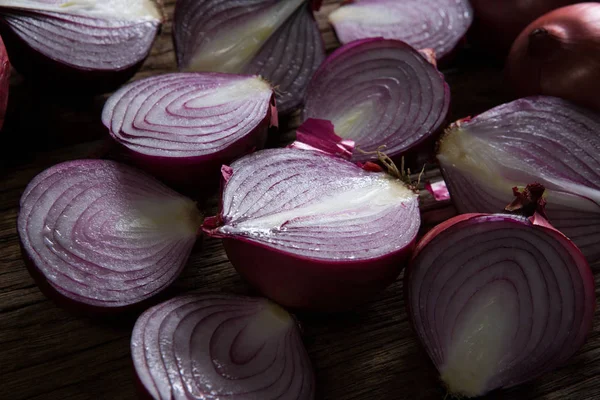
[
  {"x1": 17, "y1": 160, "x2": 203, "y2": 311},
  {"x1": 437, "y1": 96, "x2": 600, "y2": 262},
  {"x1": 0, "y1": 34, "x2": 9, "y2": 130},
  {"x1": 203, "y1": 144, "x2": 420, "y2": 311},
  {"x1": 102, "y1": 73, "x2": 276, "y2": 189},
  {"x1": 173, "y1": 0, "x2": 325, "y2": 114},
  {"x1": 328, "y1": 0, "x2": 473, "y2": 60},
  {"x1": 303, "y1": 38, "x2": 450, "y2": 163},
  {"x1": 0, "y1": 0, "x2": 161, "y2": 92},
  {"x1": 405, "y1": 200, "x2": 595, "y2": 397},
  {"x1": 131, "y1": 293, "x2": 315, "y2": 400}
]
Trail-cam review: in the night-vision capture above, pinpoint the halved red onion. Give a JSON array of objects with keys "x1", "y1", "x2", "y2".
[
  {"x1": 405, "y1": 203, "x2": 595, "y2": 397},
  {"x1": 102, "y1": 73, "x2": 276, "y2": 189},
  {"x1": 131, "y1": 293, "x2": 315, "y2": 400},
  {"x1": 0, "y1": 0, "x2": 161, "y2": 92},
  {"x1": 173, "y1": 0, "x2": 325, "y2": 114},
  {"x1": 328, "y1": 0, "x2": 473, "y2": 60},
  {"x1": 437, "y1": 96, "x2": 600, "y2": 262},
  {"x1": 203, "y1": 144, "x2": 420, "y2": 311},
  {"x1": 303, "y1": 38, "x2": 450, "y2": 163},
  {"x1": 0, "y1": 34, "x2": 9, "y2": 130},
  {"x1": 17, "y1": 160, "x2": 202, "y2": 310}
]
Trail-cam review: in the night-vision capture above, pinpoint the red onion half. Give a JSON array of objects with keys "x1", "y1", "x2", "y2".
[
  {"x1": 0, "y1": 0, "x2": 161, "y2": 92},
  {"x1": 102, "y1": 73, "x2": 276, "y2": 189},
  {"x1": 405, "y1": 197, "x2": 595, "y2": 397},
  {"x1": 328, "y1": 0, "x2": 473, "y2": 60},
  {"x1": 173, "y1": 0, "x2": 325, "y2": 114},
  {"x1": 0, "y1": 34, "x2": 9, "y2": 130},
  {"x1": 17, "y1": 160, "x2": 203, "y2": 310},
  {"x1": 203, "y1": 142, "x2": 420, "y2": 311},
  {"x1": 303, "y1": 38, "x2": 450, "y2": 163},
  {"x1": 131, "y1": 293, "x2": 315, "y2": 400},
  {"x1": 437, "y1": 96, "x2": 600, "y2": 263}
]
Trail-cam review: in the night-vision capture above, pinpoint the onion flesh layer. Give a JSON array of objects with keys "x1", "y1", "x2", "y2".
[
  {"x1": 328, "y1": 0, "x2": 473, "y2": 60},
  {"x1": 173, "y1": 0, "x2": 325, "y2": 114},
  {"x1": 406, "y1": 213, "x2": 595, "y2": 397},
  {"x1": 438, "y1": 96, "x2": 600, "y2": 262},
  {"x1": 303, "y1": 38, "x2": 450, "y2": 162},
  {"x1": 131, "y1": 293, "x2": 315, "y2": 400},
  {"x1": 17, "y1": 160, "x2": 202, "y2": 309}
]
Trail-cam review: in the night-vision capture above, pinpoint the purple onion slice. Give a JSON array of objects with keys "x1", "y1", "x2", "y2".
[
  {"x1": 17, "y1": 160, "x2": 202, "y2": 310},
  {"x1": 329, "y1": 0, "x2": 473, "y2": 60},
  {"x1": 203, "y1": 144, "x2": 420, "y2": 311},
  {"x1": 102, "y1": 72, "x2": 276, "y2": 189},
  {"x1": 303, "y1": 38, "x2": 450, "y2": 163},
  {"x1": 0, "y1": 0, "x2": 161, "y2": 92},
  {"x1": 131, "y1": 293, "x2": 315, "y2": 400},
  {"x1": 173, "y1": 0, "x2": 325, "y2": 114},
  {"x1": 405, "y1": 208, "x2": 595, "y2": 397},
  {"x1": 437, "y1": 96, "x2": 600, "y2": 262}
]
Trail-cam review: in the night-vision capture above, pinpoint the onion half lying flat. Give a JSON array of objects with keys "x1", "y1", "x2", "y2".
[
  {"x1": 131, "y1": 293, "x2": 315, "y2": 400},
  {"x1": 328, "y1": 0, "x2": 473, "y2": 60},
  {"x1": 18, "y1": 160, "x2": 202, "y2": 310},
  {"x1": 405, "y1": 210, "x2": 595, "y2": 397},
  {"x1": 304, "y1": 38, "x2": 450, "y2": 163},
  {"x1": 203, "y1": 146, "x2": 420, "y2": 311},
  {"x1": 0, "y1": 34, "x2": 9, "y2": 130},
  {"x1": 173, "y1": 0, "x2": 325, "y2": 114},
  {"x1": 0, "y1": 0, "x2": 161, "y2": 92},
  {"x1": 102, "y1": 73, "x2": 276, "y2": 188},
  {"x1": 437, "y1": 96, "x2": 600, "y2": 262}
]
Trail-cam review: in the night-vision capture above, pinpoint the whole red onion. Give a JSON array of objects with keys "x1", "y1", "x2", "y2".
[
  {"x1": 506, "y1": 3, "x2": 600, "y2": 111},
  {"x1": 0, "y1": 34, "x2": 8, "y2": 130}
]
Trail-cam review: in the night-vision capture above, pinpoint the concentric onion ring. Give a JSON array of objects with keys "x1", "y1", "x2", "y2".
[
  {"x1": 303, "y1": 38, "x2": 450, "y2": 162},
  {"x1": 405, "y1": 213, "x2": 595, "y2": 397},
  {"x1": 131, "y1": 293, "x2": 315, "y2": 400},
  {"x1": 204, "y1": 147, "x2": 420, "y2": 310},
  {"x1": 18, "y1": 160, "x2": 202, "y2": 310},
  {"x1": 102, "y1": 73, "x2": 276, "y2": 188},
  {"x1": 328, "y1": 0, "x2": 473, "y2": 60},
  {"x1": 438, "y1": 96, "x2": 600, "y2": 262}
]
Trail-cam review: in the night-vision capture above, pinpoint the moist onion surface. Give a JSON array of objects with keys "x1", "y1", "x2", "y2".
[
  {"x1": 328, "y1": 0, "x2": 473, "y2": 59},
  {"x1": 0, "y1": 0, "x2": 161, "y2": 71},
  {"x1": 173, "y1": 0, "x2": 325, "y2": 114},
  {"x1": 17, "y1": 160, "x2": 202, "y2": 308},
  {"x1": 406, "y1": 213, "x2": 595, "y2": 397},
  {"x1": 102, "y1": 73, "x2": 275, "y2": 158},
  {"x1": 303, "y1": 38, "x2": 450, "y2": 162},
  {"x1": 211, "y1": 148, "x2": 420, "y2": 260},
  {"x1": 131, "y1": 293, "x2": 315, "y2": 400},
  {"x1": 438, "y1": 96, "x2": 600, "y2": 262}
]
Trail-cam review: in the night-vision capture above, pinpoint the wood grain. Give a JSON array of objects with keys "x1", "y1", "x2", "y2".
[{"x1": 1, "y1": 1, "x2": 599, "y2": 399}]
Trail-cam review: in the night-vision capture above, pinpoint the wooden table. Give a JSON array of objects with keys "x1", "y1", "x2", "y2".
[{"x1": 1, "y1": 1, "x2": 599, "y2": 399}]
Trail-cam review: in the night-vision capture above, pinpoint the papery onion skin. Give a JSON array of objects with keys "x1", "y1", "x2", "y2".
[
  {"x1": 303, "y1": 38, "x2": 450, "y2": 164},
  {"x1": 203, "y1": 147, "x2": 420, "y2": 311},
  {"x1": 131, "y1": 293, "x2": 315, "y2": 400},
  {"x1": 328, "y1": 0, "x2": 473, "y2": 61},
  {"x1": 0, "y1": 34, "x2": 9, "y2": 130},
  {"x1": 437, "y1": 96, "x2": 600, "y2": 262},
  {"x1": 17, "y1": 160, "x2": 202, "y2": 312},
  {"x1": 469, "y1": 0, "x2": 582, "y2": 57},
  {"x1": 405, "y1": 212, "x2": 595, "y2": 397},
  {"x1": 507, "y1": 3, "x2": 600, "y2": 112},
  {"x1": 0, "y1": 1, "x2": 161, "y2": 92},
  {"x1": 173, "y1": 0, "x2": 325, "y2": 114},
  {"x1": 102, "y1": 73, "x2": 276, "y2": 190}
]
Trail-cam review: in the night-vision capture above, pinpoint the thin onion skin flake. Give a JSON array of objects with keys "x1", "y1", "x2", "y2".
[
  {"x1": 405, "y1": 212, "x2": 595, "y2": 397},
  {"x1": 173, "y1": 0, "x2": 325, "y2": 114},
  {"x1": 203, "y1": 147, "x2": 420, "y2": 311},
  {"x1": 437, "y1": 96, "x2": 600, "y2": 263}
]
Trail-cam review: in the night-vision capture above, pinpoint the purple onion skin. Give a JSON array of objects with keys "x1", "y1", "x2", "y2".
[
  {"x1": 0, "y1": 34, "x2": 8, "y2": 129},
  {"x1": 222, "y1": 235, "x2": 415, "y2": 312}
]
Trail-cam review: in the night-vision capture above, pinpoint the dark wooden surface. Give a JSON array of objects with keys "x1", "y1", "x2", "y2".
[{"x1": 1, "y1": 1, "x2": 599, "y2": 399}]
